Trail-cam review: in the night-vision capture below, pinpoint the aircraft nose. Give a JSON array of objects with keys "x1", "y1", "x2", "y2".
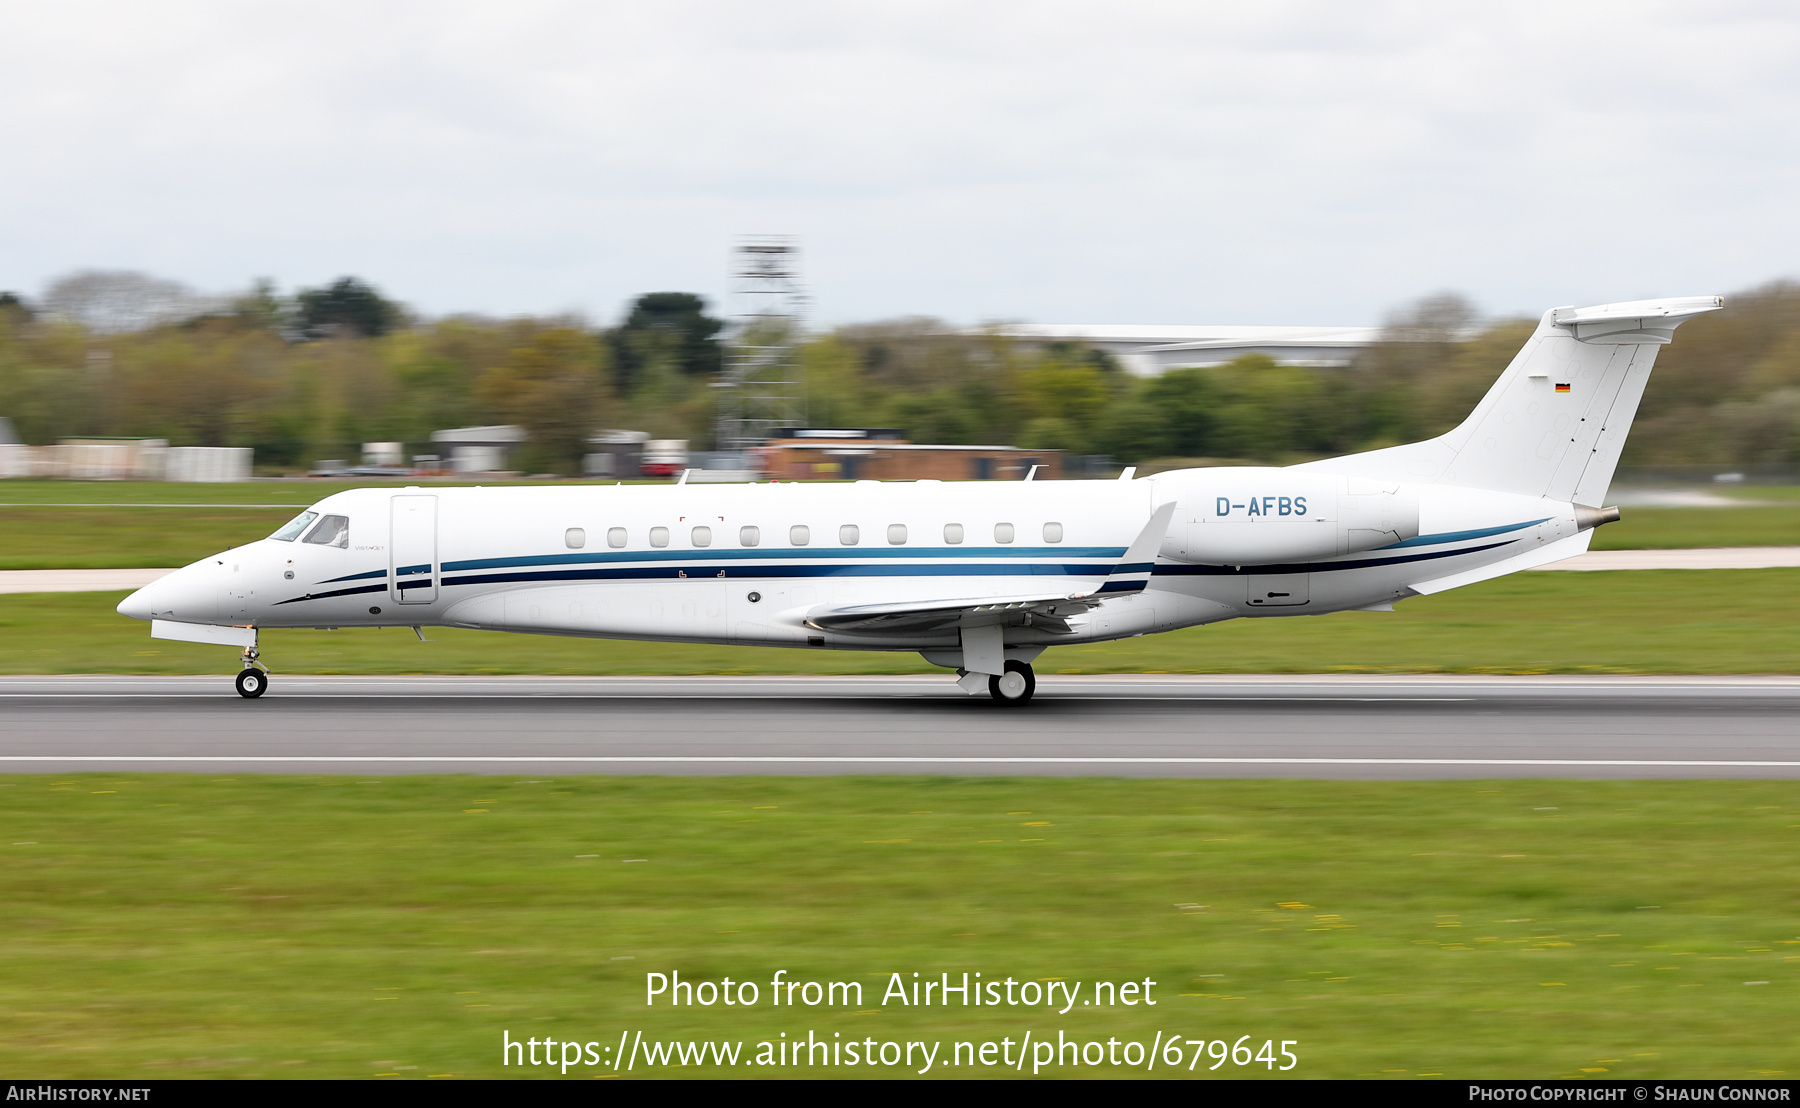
[
  {"x1": 116, "y1": 587, "x2": 153, "y2": 621},
  {"x1": 115, "y1": 566, "x2": 201, "y2": 622}
]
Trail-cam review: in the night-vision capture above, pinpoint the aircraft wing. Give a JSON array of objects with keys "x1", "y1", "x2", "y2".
[
  {"x1": 804, "y1": 591, "x2": 1103, "y2": 634},
  {"x1": 801, "y1": 502, "x2": 1176, "y2": 635}
]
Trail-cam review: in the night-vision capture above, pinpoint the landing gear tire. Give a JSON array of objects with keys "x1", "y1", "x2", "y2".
[
  {"x1": 989, "y1": 661, "x2": 1035, "y2": 705},
  {"x1": 235, "y1": 668, "x2": 267, "y2": 699}
]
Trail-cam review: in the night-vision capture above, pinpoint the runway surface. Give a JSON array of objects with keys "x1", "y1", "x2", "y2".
[{"x1": 3, "y1": 674, "x2": 1799, "y2": 779}]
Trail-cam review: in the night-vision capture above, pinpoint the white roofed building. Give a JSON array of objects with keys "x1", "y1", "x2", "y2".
[{"x1": 997, "y1": 323, "x2": 1384, "y2": 377}]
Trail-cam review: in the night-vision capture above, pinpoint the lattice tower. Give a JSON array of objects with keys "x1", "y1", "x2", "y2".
[{"x1": 716, "y1": 236, "x2": 806, "y2": 452}]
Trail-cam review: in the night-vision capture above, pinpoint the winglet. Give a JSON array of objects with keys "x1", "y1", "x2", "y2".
[{"x1": 1097, "y1": 501, "x2": 1175, "y2": 595}]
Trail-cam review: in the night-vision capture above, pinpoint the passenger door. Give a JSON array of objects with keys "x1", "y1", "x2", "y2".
[{"x1": 390, "y1": 494, "x2": 439, "y2": 605}]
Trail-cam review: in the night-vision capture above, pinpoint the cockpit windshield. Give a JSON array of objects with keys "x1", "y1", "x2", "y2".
[
  {"x1": 270, "y1": 511, "x2": 319, "y2": 542},
  {"x1": 302, "y1": 514, "x2": 350, "y2": 549}
]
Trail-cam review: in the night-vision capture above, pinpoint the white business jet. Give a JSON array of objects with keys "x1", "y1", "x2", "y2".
[{"x1": 118, "y1": 296, "x2": 1721, "y2": 702}]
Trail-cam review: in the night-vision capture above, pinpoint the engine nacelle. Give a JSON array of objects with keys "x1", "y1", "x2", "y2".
[{"x1": 1153, "y1": 468, "x2": 1421, "y2": 564}]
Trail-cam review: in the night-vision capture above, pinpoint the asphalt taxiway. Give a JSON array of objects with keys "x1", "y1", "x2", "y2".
[{"x1": 1, "y1": 675, "x2": 1796, "y2": 779}]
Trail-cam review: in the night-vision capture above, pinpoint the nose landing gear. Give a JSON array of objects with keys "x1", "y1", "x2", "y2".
[
  {"x1": 236, "y1": 643, "x2": 269, "y2": 699},
  {"x1": 989, "y1": 660, "x2": 1036, "y2": 704}
]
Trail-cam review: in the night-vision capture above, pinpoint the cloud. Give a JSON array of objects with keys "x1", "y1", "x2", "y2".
[{"x1": 1, "y1": 0, "x2": 1796, "y2": 325}]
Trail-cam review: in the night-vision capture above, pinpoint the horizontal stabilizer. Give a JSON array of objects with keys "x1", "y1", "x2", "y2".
[{"x1": 1549, "y1": 298, "x2": 1723, "y2": 345}]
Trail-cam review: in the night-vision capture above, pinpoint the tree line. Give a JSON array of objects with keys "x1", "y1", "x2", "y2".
[{"x1": 1, "y1": 272, "x2": 1796, "y2": 475}]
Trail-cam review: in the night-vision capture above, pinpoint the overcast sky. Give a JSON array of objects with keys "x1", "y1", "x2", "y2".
[{"x1": 3, "y1": 1, "x2": 1797, "y2": 327}]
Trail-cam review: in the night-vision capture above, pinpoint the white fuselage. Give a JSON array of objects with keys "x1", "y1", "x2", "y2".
[{"x1": 118, "y1": 470, "x2": 1590, "y2": 658}]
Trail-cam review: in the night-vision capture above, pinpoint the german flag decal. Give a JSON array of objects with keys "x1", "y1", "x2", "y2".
[{"x1": 1555, "y1": 382, "x2": 1571, "y2": 392}]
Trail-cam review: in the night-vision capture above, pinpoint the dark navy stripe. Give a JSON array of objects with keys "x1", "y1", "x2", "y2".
[
  {"x1": 292, "y1": 559, "x2": 1128, "y2": 604},
  {"x1": 321, "y1": 545, "x2": 1127, "y2": 584},
  {"x1": 274, "y1": 583, "x2": 388, "y2": 605},
  {"x1": 282, "y1": 538, "x2": 1523, "y2": 606},
  {"x1": 330, "y1": 523, "x2": 1550, "y2": 585},
  {"x1": 1152, "y1": 539, "x2": 1516, "y2": 577},
  {"x1": 1377, "y1": 519, "x2": 1549, "y2": 550},
  {"x1": 440, "y1": 562, "x2": 1118, "y2": 590}
]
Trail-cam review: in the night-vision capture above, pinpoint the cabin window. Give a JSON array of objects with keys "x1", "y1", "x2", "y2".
[
  {"x1": 608, "y1": 527, "x2": 627, "y2": 548},
  {"x1": 887, "y1": 523, "x2": 907, "y2": 545},
  {"x1": 943, "y1": 522, "x2": 964, "y2": 544},
  {"x1": 790, "y1": 525, "x2": 810, "y2": 546},
  {"x1": 740, "y1": 525, "x2": 760, "y2": 547},
  {"x1": 270, "y1": 511, "x2": 319, "y2": 542},
  {"x1": 302, "y1": 514, "x2": 350, "y2": 549},
  {"x1": 994, "y1": 522, "x2": 1015, "y2": 544},
  {"x1": 692, "y1": 525, "x2": 712, "y2": 547},
  {"x1": 839, "y1": 524, "x2": 860, "y2": 546},
  {"x1": 649, "y1": 526, "x2": 670, "y2": 548},
  {"x1": 1043, "y1": 522, "x2": 1064, "y2": 543},
  {"x1": 565, "y1": 527, "x2": 586, "y2": 549}
]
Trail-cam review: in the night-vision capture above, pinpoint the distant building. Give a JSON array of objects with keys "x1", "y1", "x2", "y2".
[
  {"x1": 430, "y1": 425, "x2": 526, "y2": 475},
  {"x1": 641, "y1": 439, "x2": 690, "y2": 478},
  {"x1": 362, "y1": 442, "x2": 404, "y2": 467},
  {"x1": 163, "y1": 446, "x2": 252, "y2": 483},
  {"x1": 584, "y1": 429, "x2": 650, "y2": 478},
  {"x1": 0, "y1": 438, "x2": 249, "y2": 481},
  {"x1": 997, "y1": 323, "x2": 1383, "y2": 377},
  {"x1": 756, "y1": 428, "x2": 1060, "y2": 481}
]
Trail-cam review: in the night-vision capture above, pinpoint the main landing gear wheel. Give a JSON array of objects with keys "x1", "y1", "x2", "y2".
[
  {"x1": 235, "y1": 668, "x2": 267, "y2": 699},
  {"x1": 989, "y1": 660, "x2": 1036, "y2": 705}
]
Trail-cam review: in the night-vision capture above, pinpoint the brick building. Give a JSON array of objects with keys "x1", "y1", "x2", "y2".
[{"x1": 754, "y1": 428, "x2": 1062, "y2": 481}]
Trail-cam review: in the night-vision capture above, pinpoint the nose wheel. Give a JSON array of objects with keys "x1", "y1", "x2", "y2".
[
  {"x1": 236, "y1": 644, "x2": 269, "y2": 699},
  {"x1": 989, "y1": 661, "x2": 1036, "y2": 704}
]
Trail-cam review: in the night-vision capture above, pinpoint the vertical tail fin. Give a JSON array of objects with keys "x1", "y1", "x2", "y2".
[{"x1": 1297, "y1": 295, "x2": 1723, "y2": 504}]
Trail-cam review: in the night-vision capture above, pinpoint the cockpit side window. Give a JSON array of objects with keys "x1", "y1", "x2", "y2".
[
  {"x1": 301, "y1": 514, "x2": 350, "y2": 549},
  {"x1": 270, "y1": 511, "x2": 319, "y2": 542}
]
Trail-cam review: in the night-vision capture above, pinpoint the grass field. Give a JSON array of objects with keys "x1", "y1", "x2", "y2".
[
  {"x1": 4, "y1": 568, "x2": 1796, "y2": 676},
  {"x1": 0, "y1": 507, "x2": 301, "y2": 570},
  {"x1": 0, "y1": 480, "x2": 1796, "y2": 570},
  {"x1": 1588, "y1": 504, "x2": 1800, "y2": 549},
  {"x1": 3, "y1": 775, "x2": 1796, "y2": 1079}
]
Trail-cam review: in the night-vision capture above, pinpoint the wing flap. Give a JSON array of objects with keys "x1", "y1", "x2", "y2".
[{"x1": 804, "y1": 591, "x2": 1098, "y2": 634}]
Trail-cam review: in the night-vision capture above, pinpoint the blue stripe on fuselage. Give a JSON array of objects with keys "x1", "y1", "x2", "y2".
[
  {"x1": 327, "y1": 522, "x2": 1549, "y2": 585},
  {"x1": 283, "y1": 527, "x2": 1536, "y2": 606},
  {"x1": 320, "y1": 545, "x2": 1128, "y2": 584},
  {"x1": 1377, "y1": 519, "x2": 1550, "y2": 549},
  {"x1": 439, "y1": 562, "x2": 1119, "y2": 590}
]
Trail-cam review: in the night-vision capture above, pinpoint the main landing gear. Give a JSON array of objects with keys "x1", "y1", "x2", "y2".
[
  {"x1": 236, "y1": 643, "x2": 269, "y2": 699},
  {"x1": 989, "y1": 660, "x2": 1036, "y2": 705}
]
